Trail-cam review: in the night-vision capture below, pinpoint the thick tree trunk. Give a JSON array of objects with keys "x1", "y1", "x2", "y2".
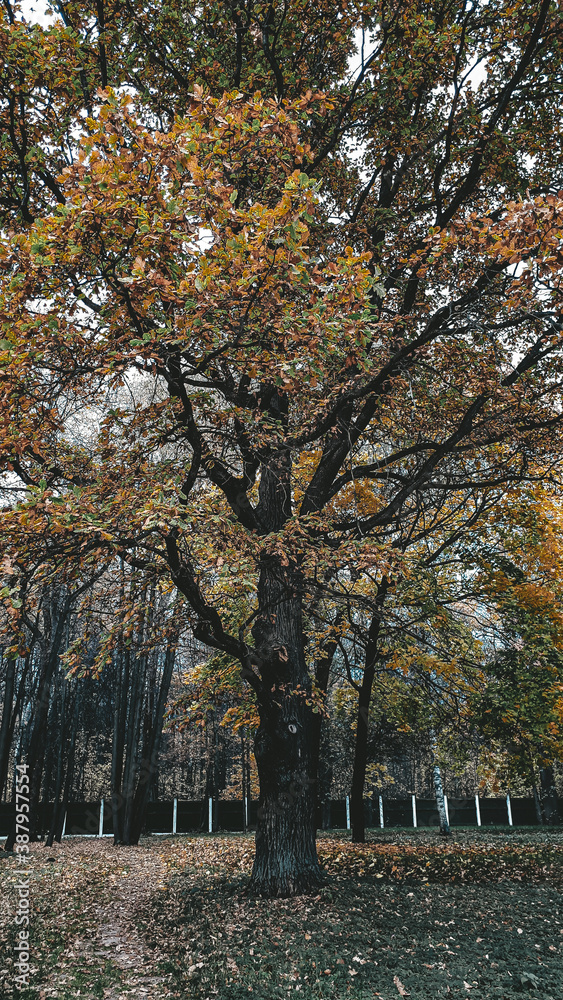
[
  {"x1": 252, "y1": 774, "x2": 320, "y2": 896},
  {"x1": 171, "y1": 409, "x2": 322, "y2": 895},
  {"x1": 250, "y1": 556, "x2": 321, "y2": 896}
]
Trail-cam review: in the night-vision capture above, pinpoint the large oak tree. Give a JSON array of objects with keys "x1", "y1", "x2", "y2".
[{"x1": 1, "y1": 0, "x2": 563, "y2": 894}]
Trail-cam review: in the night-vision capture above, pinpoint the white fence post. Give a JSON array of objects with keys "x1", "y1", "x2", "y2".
[
  {"x1": 411, "y1": 793, "x2": 417, "y2": 828},
  {"x1": 444, "y1": 794, "x2": 449, "y2": 826},
  {"x1": 98, "y1": 799, "x2": 104, "y2": 838},
  {"x1": 172, "y1": 797, "x2": 177, "y2": 835},
  {"x1": 346, "y1": 795, "x2": 351, "y2": 830},
  {"x1": 208, "y1": 797, "x2": 213, "y2": 833},
  {"x1": 475, "y1": 793, "x2": 481, "y2": 827},
  {"x1": 61, "y1": 811, "x2": 67, "y2": 838},
  {"x1": 379, "y1": 795, "x2": 384, "y2": 828},
  {"x1": 506, "y1": 792, "x2": 513, "y2": 826}
]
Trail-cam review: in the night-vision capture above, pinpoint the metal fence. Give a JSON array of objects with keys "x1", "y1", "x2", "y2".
[{"x1": 0, "y1": 792, "x2": 548, "y2": 838}]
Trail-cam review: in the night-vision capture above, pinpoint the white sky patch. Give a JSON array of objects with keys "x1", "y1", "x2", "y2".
[
  {"x1": 346, "y1": 26, "x2": 379, "y2": 81},
  {"x1": 19, "y1": 0, "x2": 57, "y2": 26},
  {"x1": 197, "y1": 228, "x2": 213, "y2": 251},
  {"x1": 60, "y1": 368, "x2": 168, "y2": 454}
]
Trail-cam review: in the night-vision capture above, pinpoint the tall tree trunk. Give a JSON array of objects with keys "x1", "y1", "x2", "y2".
[
  {"x1": 202, "y1": 712, "x2": 216, "y2": 831},
  {"x1": 121, "y1": 584, "x2": 154, "y2": 844},
  {"x1": 4, "y1": 576, "x2": 98, "y2": 851},
  {"x1": 46, "y1": 680, "x2": 79, "y2": 847},
  {"x1": 0, "y1": 653, "x2": 16, "y2": 800},
  {"x1": 5, "y1": 661, "x2": 52, "y2": 850},
  {"x1": 433, "y1": 764, "x2": 451, "y2": 835},
  {"x1": 241, "y1": 731, "x2": 248, "y2": 832},
  {"x1": 25, "y1": 654, "x2": 58, "y2": 844},
  {"x1": 350, "y1": 581, "x2": 388, "y2": 844},
  {"x1": 0, "y1": 653, "x2": 31, "y2": 801},
  {"x1": 310, "y1": 614, "x2": 342, "y2": 827},
  {"x1": 532, "y1": 785, "x2": 543, "y2": 824},
  {"x1": 431, "y1": 736, "x2": 451, "y2": 836},
  {"x1": 111, "y1": 565, "x2": 128, "y2": 842},
  {"x1": 129, "y1": 633, "x2": 177, "y2": 844},
  {"x1": 539, "y1": 765, "x2": 560, "y2": 825},
  {"x1": 45, "y1": 676, "x2": 67, "y2": 847},
  {"x1": 249, "y1": 555, "x2": 321, "y2": 896},
  {"x1": 5, "y1": 595, "x2": 67, "y2": 851},
  {"x1": 528, "y1": 756, "x2": 544, "y2": 824},
  {"x1": 121, "y1": 650, "x2": 144, "y2": 844},
  {"x1": 54, "y1": 690, "x2": 79, "y2": 844},
  {"x1": 111, "y1": 647, "x2": 129, "y2": 843}
]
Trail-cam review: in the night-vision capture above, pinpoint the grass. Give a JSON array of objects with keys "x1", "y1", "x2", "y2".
[{"x1": 1, "y1": 828, "x2": 562, "y2": 999}]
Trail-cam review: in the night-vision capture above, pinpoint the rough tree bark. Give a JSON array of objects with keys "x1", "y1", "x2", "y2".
[
  {"x1": 249, "y1": 554, "x2": 321, "y2": 896},
  {"x1": 226, "y1": 416, "x2": 319, "y2": 894}
]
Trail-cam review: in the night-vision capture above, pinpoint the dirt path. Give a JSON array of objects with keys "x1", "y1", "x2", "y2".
[
  {"x1": 91, "y1": 857, "x2": 171, "y2": 999},
  {"x1": 0, "y1": 838, "x2": 178, "y2": 1000}
]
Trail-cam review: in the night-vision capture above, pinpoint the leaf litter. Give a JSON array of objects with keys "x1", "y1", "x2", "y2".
[{"x1": 0, "y1": 829, "x2": 562, "y2": 999}]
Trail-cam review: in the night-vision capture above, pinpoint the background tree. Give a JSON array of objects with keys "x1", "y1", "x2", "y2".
[{"x1": 466, "y1": 483, "x2": 563, "y2": 822}]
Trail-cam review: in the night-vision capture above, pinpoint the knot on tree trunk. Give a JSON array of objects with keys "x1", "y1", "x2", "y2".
[{"x1": 254, "y1": 637, "x2": 292, "y2": 688}]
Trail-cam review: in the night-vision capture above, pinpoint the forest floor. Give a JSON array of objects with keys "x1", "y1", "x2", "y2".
[{"x1": 0, "y1": 828, "x2": 562, "y2": 999}]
